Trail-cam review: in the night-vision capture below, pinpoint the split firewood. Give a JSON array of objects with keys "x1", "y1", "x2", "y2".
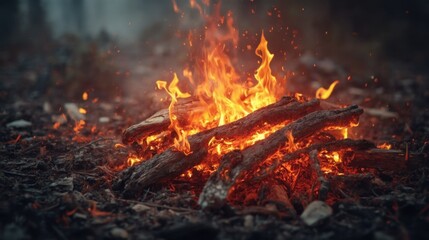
[
  {"x1": 309, "y1": 150, "x2": 330, "y2": 201},
  {"x1": 114, "y1": 97, "x2": 321, "y2": 197},
  {"x1": 343, "y1": 148, "x2": 428, "y2": 171},
  {"x1": 122, "y1": 98, "x2": 202, "y2": 144},
  {"x1": 198, "y1": 105, "x2": 363, "y2": 209}
]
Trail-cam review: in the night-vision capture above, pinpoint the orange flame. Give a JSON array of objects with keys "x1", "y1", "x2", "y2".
[
  {"x1": 155, "y1": 30, "x2": 279, "y2": 158},
  {"x1": 157, "y1": 74, "x2": 192, "y2": 154},
  {"x1": 316, "y1": 80, "x2": 339, "y2": 99},
  {"x1": 148, "y1": 2, "x2": 281, "y2": 161},
  {"x1": 342, "y1": 128, "x2": 348, "y2": 139},
  {"x1": 377, "y1": 143, "x2": 391, "y2": 150}
]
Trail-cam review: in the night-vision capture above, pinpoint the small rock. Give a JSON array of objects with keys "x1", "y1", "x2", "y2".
[
  {"x1": 43, "y1": 101, "x2": 52, "y2": 113},
  {"x1": 73, "y1": 212, "x2": 88, "y2": 220},
  {"x1": 110, "y1": 227, "x2": 128, "y2": 239},
  {"x1": 132, "y1": 203, "x2": 151, "y2": 213},
  {"x1": 300, "y1": 200, "x2": 333, "y2": 226},
  {"x1": 6, "y1": 120, "x2": 32, "y2": 128},
  {"x1": 99, "y1": 116, "x2": 110, "y2": 123},
  {"x1": 243, "y1": 215, "x2": 253, "y2": 228}
]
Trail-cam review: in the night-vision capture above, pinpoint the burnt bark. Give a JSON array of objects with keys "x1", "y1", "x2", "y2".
[{"x1": 198, "y1": 105, "x2": 364, "y2": 209}]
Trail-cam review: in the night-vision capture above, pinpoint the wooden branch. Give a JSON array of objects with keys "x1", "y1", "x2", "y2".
[
  {"x1": 122, "y1": 98, "x2": 202, "y2": 145},
  {"x1": 309, "y1": 150, "x2": 330, "y2": 201},
  {"x1": 343, "y1": 149, "x2": 428, "y2": 171},
  {"x1": 114, "y1": 97, "x2": 321, "y2": 197},
  {"x1": 198, "y1": 105, "x2": 363, "y2": 209}
]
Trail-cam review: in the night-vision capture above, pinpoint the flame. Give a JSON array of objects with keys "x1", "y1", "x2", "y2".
[
  {"x1": 342, "y1": 128, "x2": 348, "y2": 139},
  {"x1": 286, "y1": 131, "x2": 298, "y2": 152},
  {"x1": 316, "y1": 80, "x2": 339, "y2": 99},
  {"x1": 127, "y1": 156, "x2": 142, "y2": 166},
  {"x1": 155, "y1": 31, "x2": 279, "y2": 159},
  {"x1": 157, "y1": 74, "x2": 192, "y2": 154},
  {"x1": 377, "y1": 143, "x2": 391, "y2": 150},
  {"x1": 147, "y1": 3, "x2": 281, "y2": 162}
]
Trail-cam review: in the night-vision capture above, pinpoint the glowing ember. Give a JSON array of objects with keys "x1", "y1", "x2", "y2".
[
  {"x1": 73, "y1": 120, "x2": 85, "y2": 133},
  {"x1": 82, "y1": 92, "x2": 88, "y2": 101},
  {"x1": 377, "y1": 143, "x2": 392, "y2": 150},
  {"x1": 342, "y1": 128, "x2": 348, "y2": 139},
  {"x1": 79, "y1": 108, "x2": 87, "y2": 114}
]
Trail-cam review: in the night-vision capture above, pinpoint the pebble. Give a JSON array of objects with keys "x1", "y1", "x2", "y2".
[
  {"x1": 300, "y1": 200, "x2": 333, "y2": 226},
  {"x1": 99, "y1": 116, "x2": 110, "y2": 123},
  {"x1": 132, "y1": 203, "x2": 151, "y2": 213},
  {"x1": 6, "y1": 119, "x2": 32, "y2": 128},
  {"x1": 110, "y1": 227, "x2": 128, "y2": 239}
]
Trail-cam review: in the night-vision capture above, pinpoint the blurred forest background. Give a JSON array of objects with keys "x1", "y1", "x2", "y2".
[{"x1": 1, "y1": 0, "x2": 428, "y2": 103}]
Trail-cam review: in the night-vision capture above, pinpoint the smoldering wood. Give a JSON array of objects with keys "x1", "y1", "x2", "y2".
[
  {"x1": 114, "y1": 97, "x2": 321, "y2": 197},
  {"x1": 259, "y1": 184, "x2": 296, "y2": 217},
  {"x1": 198, "y1": 105, "x2": 364, "y2": 209},
  {"x1": 252, "y1": 139, "x2": 376, "y2": 182},
  {"x1": 343, "y1": 149, "x2": 428, "y2": 170},
  {"x1": 309, "y1": 150, "x2": 330, "y2": 201}
]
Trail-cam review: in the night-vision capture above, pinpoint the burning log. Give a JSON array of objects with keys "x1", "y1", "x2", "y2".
[
  {"x1": 122, "y1": 98, "x2": 202, "y2": 145},
  {"x1": 114, "y1": 97, "x2": 321, "y2": 197},
  {"x1": 198, "y1": 105, "x2": 363, "y2": 209},
  {"x1": 309, "y1": 150, "x2": 330, "y2": 201},
  {"x1": 343, "y1": 149, "x2": 428, "y2": 170}
]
